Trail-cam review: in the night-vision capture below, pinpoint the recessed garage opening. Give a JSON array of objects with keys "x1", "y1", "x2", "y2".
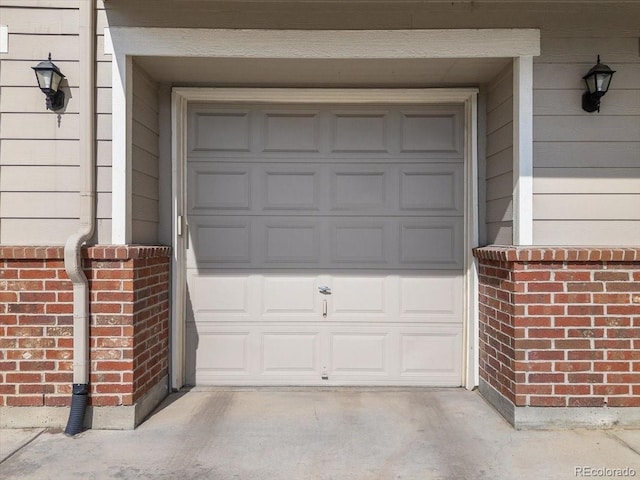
[{"x1": 184, "y1": 101, "x2": 467, "y2": 386}]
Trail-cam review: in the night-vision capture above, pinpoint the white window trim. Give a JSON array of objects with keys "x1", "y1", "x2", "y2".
[{"x1": 108, "y1": 27, "x2": 540, "y2": 390}]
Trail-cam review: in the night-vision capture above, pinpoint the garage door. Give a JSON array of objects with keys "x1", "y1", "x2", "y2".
[{"x1": 185, "y1": 102, "x2": 465, "y2": 386}]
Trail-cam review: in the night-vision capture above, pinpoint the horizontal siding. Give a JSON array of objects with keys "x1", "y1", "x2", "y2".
[
  {"x1": 484, "y1": 63, "x2": 514, "y2": 245},
  {"x1": 0, "y1": 192, "x2": 111, "y2": 218},
  {"x1": 131, "y1": 60, "x2": 159, "y2": 244},
  {"x1": 533, "y1": 29, "x2": 640, "y2": 245},
  {"x1": 534, "y1": 195, "x2": 640, "y2": 221},
  {"x1": 534, "y1": 168, "x2": 640, "y2": 194},
  {"x1": 533, "y1": 142, "x2": 640, "y2": 169},
  {"x1": 533, "y1": 221, "x2": 640, "y2": 247},
  {"x1": 0, "y1": 2, "x2": 112, "y2": 245}
]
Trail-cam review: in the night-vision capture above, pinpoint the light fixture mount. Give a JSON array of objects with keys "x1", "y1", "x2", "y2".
[
  {"x1": 32, "y1": 52, "x2": 66, "y2": 111},
  {"x1": 581, "y1": 55, "x2": 615, "y2": 113}
]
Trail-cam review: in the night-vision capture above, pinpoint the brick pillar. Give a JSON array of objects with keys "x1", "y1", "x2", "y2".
[
  {"x1": 474, "y1": 246, "x2": 640, "y2": 428},
  {"x1": 0, "y1": 246, "x2": 171, "y2": 429}
]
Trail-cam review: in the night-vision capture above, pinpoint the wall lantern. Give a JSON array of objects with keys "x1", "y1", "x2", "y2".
[
  {"x1": 582, "y1": 55, "x2": 615, "y2": 113},
  {"x1": 32, "y1": 53, "x2": 65, "y2": 111}
]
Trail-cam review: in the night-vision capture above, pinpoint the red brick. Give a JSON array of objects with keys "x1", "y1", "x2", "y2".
[
  {"x1": 595, "y1": 317, "x2": 631, "y2": 327},
  {"x1": 528, "y1": 373, "x2": 565, "y2": 383},
  {"x1": 594, "y1": 272, "x2": 629, "y2": 281},
  {"x1": 45, "y1": 350, "x2": 73, "y2": 360},
  {"x1": 607, "y1": 305, "x2": 640, "y2": 315},
  {"x1": 95, "y1": 384, "x2": 133, "y2": 394},
  {"x1": 6, "y1": 395, "x2": 44, "y2": 406},
  {"x1": 607, "y1": 397, "x2": 640, "y2": 407},
  {"x1": 527, "y1": 305, "x2": 565, "y2": 315},
  {"x1": 527, "y1": 350, "x2": 564, "y2": 361},
  {"x1": 94, "y1": 361, "x2": 133, "y2": 371},
  {"x1": 554, "y1": 384, "x2": 591, "y2": 395},
  {"x1": 527, "y1": 328, "x2": 565, "y2": 339},
  {"x1": 555, "y1": 339, "x2": 591, "y2": 349},
  {"x1": 568, "y1": 328, "x2": 603, "y2": 338},
  {"x1": 606, "y1": 282, "x2": 640, "y2": 292},
  {"x1": 19, "y1": 361, "x2": 55, "y2": 371},
  {"x1": 45, "y1": 304, "x2": 73, "y2": 314},
  {"x1": 554, "y1": 362, "x2": 592, "y2": 372},
  {"x1": 44, "y1": 372, "x2": 73, "y2": 382},
  {"x1": 568, "y1": 350, "x2": 603, "y2": 361},
  {"x1": 567, "y1": 305, "x2": 604, "y2": 315},
  {"x1": 0, "y1": 361, "x2": 18, "y2": 371},
  {"x1": 527, "y1": 282, "x2": 564, "y2": 293},
  {"x1": 554, "y1": 271, "x2": 591, "y2": 282},
  {"x1": 607, "y1": 328, "x2": 640, "y2": 338},
  {"x1": 607, "y1": 373, "x2": 640, "y2": 383},
  {"x1": 593, "y1": 385, "x2": 630, "y2": 395},
  {"x1": 530, "y1": 396, "x2": 566, "y2": 407},
  {"x1": 6, "y1": 326, "x2": 43, "y2": 336},
  {"x1": 568, "y1": 373, "x2": 603, "y2": 383},
  {"x1": 594, "y1": 339, "x2": 631, "y2": 349},
  {"x1": 89, "y1": 395, "x2": 122, "y2": 407},
  {"x1": 568, "y1": 397, "x2": 605, "y2": 407},
  {"x1": 45, "y1": 396, "x2": 71, "y2": 407},
  {"x1": 7, "y1": 303, "x2": 45, "y2": 314},
  {"x1": 7, "y1": 350, "x2": 45, "y2": 360},
  {"x1": 19, "y1": 384, "x2": 54, "y2": 394},
  {"x1": 567, "y1": 282, "x2": 603, "y2": 292},
  {"x1": 554, "y1": 317, "x2": 592, "y2": 327},
  {"x1": 607, "y1": 350, "x2": 640, "y2": 360},
  {"x1": 18, "y1": 269, "x2": 56, "y2": 279},
  {"x1": 0, "y1": 292, "x2": 18, "y2": 302}
]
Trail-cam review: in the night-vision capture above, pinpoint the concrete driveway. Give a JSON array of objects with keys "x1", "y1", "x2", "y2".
[{"x1": 1, "y1": 388, "x2": 639, "y2": 479}]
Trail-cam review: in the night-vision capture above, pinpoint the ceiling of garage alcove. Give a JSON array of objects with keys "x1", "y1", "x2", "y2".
[{"x1": 134, "y1": 56, "x2": 511, "y2": 87}]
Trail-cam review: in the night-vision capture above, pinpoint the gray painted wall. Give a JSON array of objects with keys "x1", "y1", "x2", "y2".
[
  {"x1": 485, "y1": 63, "x2": 514, "y2": 245},
  {"x1": 131, "y1": 60, "x2": 160, "y2": 244}
]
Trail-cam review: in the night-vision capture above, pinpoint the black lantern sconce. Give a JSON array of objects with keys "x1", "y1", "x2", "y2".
[
  {"x1": 582, "y1": 55, "x2": 615, "y2": 113},
  {"x1": 32, "y1": 53, "x2": 66, "y2": 111}
]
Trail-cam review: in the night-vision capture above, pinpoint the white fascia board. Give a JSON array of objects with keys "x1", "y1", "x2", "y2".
[{"x1": 109, "y1": 28, "x2": 540, "y2": 59}]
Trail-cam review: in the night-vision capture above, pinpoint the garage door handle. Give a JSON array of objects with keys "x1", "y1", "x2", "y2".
[
  {"x1": 318, "y1": 286, "x2": 332, "y2": 295},
  {"x1": 323, "y1": 299, "x2": 328, "y2": 318}
]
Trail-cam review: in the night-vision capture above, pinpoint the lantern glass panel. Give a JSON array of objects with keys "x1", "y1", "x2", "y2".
[{"x1": 35, "y1": 69, "x2": 51, "y2": 90}]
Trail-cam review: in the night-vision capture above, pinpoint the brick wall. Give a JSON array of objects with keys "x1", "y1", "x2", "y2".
[
  {"x1": 474, "y1": 247, "x2": 640, "y2": 409},
  {"x1": 0, "y1": 246, "x2": 171, "y2": 409}
]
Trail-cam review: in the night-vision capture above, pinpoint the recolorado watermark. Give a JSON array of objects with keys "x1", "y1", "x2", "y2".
[{"x1": 575, "y1": 466, "x2": 637, "y2": 477}]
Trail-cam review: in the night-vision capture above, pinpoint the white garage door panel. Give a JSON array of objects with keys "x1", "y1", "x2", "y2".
[
  {"x1": 188, "y1": 274, "x2": 462, "y2": 324},
  {"x1": 186, "y1": 103, "x2": 465, "y2": 386},
  {"x1": 187, "y1": 324, "x2": 462, "y2": 386}
]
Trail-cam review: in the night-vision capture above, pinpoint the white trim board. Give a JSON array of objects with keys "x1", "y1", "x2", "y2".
[{"x1": 109, "y1": 28, "x2": 540, "y2": 59}]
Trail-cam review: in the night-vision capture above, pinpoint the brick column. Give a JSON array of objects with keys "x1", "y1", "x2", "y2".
[
  {"x1": 0, "y1": 246, "x2": 171, "y2": 429},
  {"x1": 474, "y1": 246, "x2": 640, "y2": 428}
]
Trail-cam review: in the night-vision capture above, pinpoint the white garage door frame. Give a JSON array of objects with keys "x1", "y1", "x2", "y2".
[
  {"x1": 107, "y1": 27, "x2": 540, "y2": 391},
  {"x1": 172, "y1": 87, "x2": 479, "y2": 389}
]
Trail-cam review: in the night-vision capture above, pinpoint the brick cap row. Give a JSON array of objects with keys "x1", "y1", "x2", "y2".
[
  {"x1": 473, "y1": 246, "x2": 640, "y2": 263},
  {"x1": 0, "y1": 245, "x2": 172, "y2": 260}
]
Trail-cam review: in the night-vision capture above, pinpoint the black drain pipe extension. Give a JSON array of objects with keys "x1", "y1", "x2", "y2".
[
  {"x1": 66, "y1": 384, "x2": 89, "y2": 435},
  {"x1": 63, "y1": 0, "x2": 96, "y2": 436}
]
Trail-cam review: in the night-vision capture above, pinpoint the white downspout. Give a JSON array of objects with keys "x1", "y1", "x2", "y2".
[{"x1": 63, "y1": 0, "x2": 96, "y2": 436}]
